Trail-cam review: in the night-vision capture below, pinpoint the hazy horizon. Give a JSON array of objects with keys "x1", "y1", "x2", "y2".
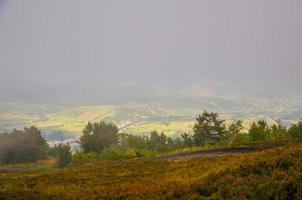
[{"x1": 1, "y1": 0, "x2": 302, "y2": 104}]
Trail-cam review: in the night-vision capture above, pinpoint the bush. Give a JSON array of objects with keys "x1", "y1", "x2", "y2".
[
  {"x1": 120, "y1": 133, "x2": 148, "y2": 150},
  {"x1": 99, "y1": 146, "x2": 143, "y2": 160},
  {"x1": 72, "y1": 152, "x2": 100, "y2": 161},
  {"x1": 248, "y1": 121, "x2": 268, "y2": 141},
  {"x1": 288, "y1": 121, "x2": 302, "y2": 138},
  {"x1": 193, "y1": 111, "x2": 226, "y2": 146},
  {"x1": 0, "y1": 126, "x2": 48, "y2": 164},
  {"x1": 0, "y1": 145, "x2": 45, "y2": 164},
  {"x1": 55, "y1": 144, "x2": 72, "y2": 168},
  {"x1": 230, "y1": 134, "x2": 249, "y2": 146},
  {"x1": 80, "y1": 121, "x2": 119, "y2": 153}
]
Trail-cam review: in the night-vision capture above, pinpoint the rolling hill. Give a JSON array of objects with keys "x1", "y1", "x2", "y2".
[{"x1": 1, "y1": 95, "x2": 302, "y2": 141}]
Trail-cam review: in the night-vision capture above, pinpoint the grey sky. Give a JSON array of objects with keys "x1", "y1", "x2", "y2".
[{"x1": 0, "y1": 0, "x2": 301, "y2": 102}]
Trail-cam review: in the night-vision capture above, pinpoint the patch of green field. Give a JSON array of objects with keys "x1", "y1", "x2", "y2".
[
  {"x1": 28, "y1": 104, "x2": 197, "y2": 136},
  {"x1": 31, "y1": 105, "x2": 118, "y2": 134}
]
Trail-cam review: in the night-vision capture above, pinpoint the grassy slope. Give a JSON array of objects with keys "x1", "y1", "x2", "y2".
[{"x1": 0, "y1": 144, "x2": 301, "y2": 200}]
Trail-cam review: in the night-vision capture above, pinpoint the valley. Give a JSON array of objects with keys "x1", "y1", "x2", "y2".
[{"x1": 1, "y1": 96, "x2": 302, "y2": 142}]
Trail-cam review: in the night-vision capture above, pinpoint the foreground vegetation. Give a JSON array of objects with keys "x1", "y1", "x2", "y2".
[
  {"x1": 0, "y1": 143, "x2": 301, "y2": 199},
  {"x1": 1, "y1": 111, "x2": 302, "y2": 164},
  {"x1": 74, "y1": 111, "x2": 302, "y2": 160},
  {"x1": 1, "y1": 111, "x2": 302, "y2": 199}
]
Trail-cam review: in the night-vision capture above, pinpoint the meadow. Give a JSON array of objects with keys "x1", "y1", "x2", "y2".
[
  {"x1": 2, "y1": 99, "x2": 298, "y2": 137},
  {"x1": 0, "y1": 102, "x2": 195, "y2": 137},
  {"x1": 0, "y1": 143, "x2": 301, "y2": 200}
]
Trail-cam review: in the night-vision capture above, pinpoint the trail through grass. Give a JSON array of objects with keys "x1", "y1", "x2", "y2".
[{"x1": 0, "y1": 143, "x2": 301, "y2": 199}]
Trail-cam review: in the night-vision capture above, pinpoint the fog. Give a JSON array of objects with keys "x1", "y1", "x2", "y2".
[{"x1": 0, "y1": 0, "x2": 301, "y2": 103}]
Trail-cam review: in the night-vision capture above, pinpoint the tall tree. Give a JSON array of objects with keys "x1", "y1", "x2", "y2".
[
  {"x1": 181, "y1": 133, "x2": 194, "y2": 147},
  {"x1": 80, "y1": 121, "x2": 119, "y2": 153},
  {"x1": 55, "y1": 144, "x2": 72, "y2": 168},
  {"x1": 193, "y1": 111, "x2": 226, "y2": 145},
  {"x1": 227, "y1": 120, "x2": 244, "y2": 144},
  {"x1": 148, "y1": 130, "x2": 168, "y2": 151},
  {"x1": 248, "y1": 120, "x2": 269, "y2": 141},
  {"x1": 269, "y1": 119, "x2": 287, "y2": 139},
  {"x1": 288, "y1": 121, "x2": 302, "y2": 138},
  {"x1": 119, "y1": 133, "x2": 148, "y2": 149}
]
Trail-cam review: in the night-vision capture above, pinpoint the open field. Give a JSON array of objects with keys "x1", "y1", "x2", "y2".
[
  {"x1": 2, "y1": 96, "x2": 302, "y2": 137},
  {"x1": 0, "y1": 143, "x2": 301, "y2": 199},
  {"x1": 0, "y1": 102, "x2": 197, "y2": 136},
  {"x1": 32, "y1": 105, "x2": 118, "y2": 134}
]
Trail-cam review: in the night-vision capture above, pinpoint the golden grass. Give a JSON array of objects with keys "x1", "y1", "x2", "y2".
[{"x1": 1, "y1": 144, "x2": 301, "y2": 199}]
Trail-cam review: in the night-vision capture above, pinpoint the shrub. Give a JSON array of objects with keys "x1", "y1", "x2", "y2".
[
  {"x1": 248, "y1": 121, "x2": 268, "y2": 141},
  {"x1": 193, "y1": 111, "x2": 226, "y2": 146},
  {"x1": 288, "y1": 121, "x2": 302, "y2": 138},
  {"x1": 181, "y1": 133, "x2": 194, "y2": 147},
  {"x1": 0, "y1": 145, "x2": 45, "y2": 164},
  {"x1": 0, "y1": 126, "x2": 48, "y2": 164},
  {"x1": 55, "y1": 144, "x2": 72, "y2": 168},
  {"x1": 99, "y1": 146, "x2": 139, "y2": 160},
  {"x1": 72, "y1": 152, "x2": 100, "y2": 161},
  {"x1": 80, "y1": 121, "x2": 119, "y2": 153}
]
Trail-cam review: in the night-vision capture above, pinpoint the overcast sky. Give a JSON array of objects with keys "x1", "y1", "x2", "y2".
[{"x1": 0, "y1": 0, "x2": 301, "y2": 102}]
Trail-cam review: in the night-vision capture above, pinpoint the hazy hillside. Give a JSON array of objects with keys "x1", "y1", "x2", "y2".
[{"x1": 1, "y1": 95, "x2": 302, "y2": 141}]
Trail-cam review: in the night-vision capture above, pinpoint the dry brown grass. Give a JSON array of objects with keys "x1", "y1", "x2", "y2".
[{"x1": 0, "y1": 144, "x2": 301, "y2": 199}]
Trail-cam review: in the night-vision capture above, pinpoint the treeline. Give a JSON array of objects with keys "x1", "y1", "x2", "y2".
[
  {"x1": 76, "y1": 111, "x2": 302, "y2": 160},
  {"x1": 0, "y1": 126, "x2": 48, "y2": 164},
  {"x1": 1, "y1": 111, "x2": 302, "y2": 164},
  {"x1": 0, "y1": 127, "x2": 71, "y2": 167}
]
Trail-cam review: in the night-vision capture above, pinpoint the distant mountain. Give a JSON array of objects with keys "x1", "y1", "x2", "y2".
[{"x1": 1, "y1": 76, "x2": 301, "y2": 106}]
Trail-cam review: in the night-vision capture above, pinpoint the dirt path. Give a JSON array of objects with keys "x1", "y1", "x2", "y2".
[{"x1": 154, "y1": 145, "x2": 280, "y2": 161}]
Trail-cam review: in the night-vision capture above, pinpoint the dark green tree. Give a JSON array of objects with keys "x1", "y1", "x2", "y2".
[
  {"x1": 269, "y1": 119, "x2": 287, "y2": 139},
  {"x1": 288, "y1": 121, "x2": 302, "y2": 138},
  {"x1": 148, "y1": 130, "x2": 168, "y2": 151},
  {"x1": 227, "y1": 120, "x2": 244, "y2": 144},
  {"x1": 248, "y1": 120, "x2": 268, "y2": 141},
  {"x1": 181, "y1": 133, "x2": 194, "y2": 147},
  {"x1": 119, "y1": 133, "x2": 148, "y2": 149},
  {"x1": 193, "y1": 111, "x2": 226, "y2": 146},
  {"x1": 80, "y1": 121, "x2": 119, "y2": 153},
  {"x1": 80, "y1": 122, "x2": 95, "y2": 152},
  {"x1": 55, "y1": 144, "x2": 72, "y2": 168},
  {"x1": 228, "y1": 120, "x2": 243, "y2": 135},
  {"x1": 0, "y1": 126, "x2": 48, "y2": 164}
]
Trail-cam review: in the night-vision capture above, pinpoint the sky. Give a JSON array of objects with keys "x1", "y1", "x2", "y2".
[{"x1": 0, "y1": 0, "x2": 301, "y2": 103}]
